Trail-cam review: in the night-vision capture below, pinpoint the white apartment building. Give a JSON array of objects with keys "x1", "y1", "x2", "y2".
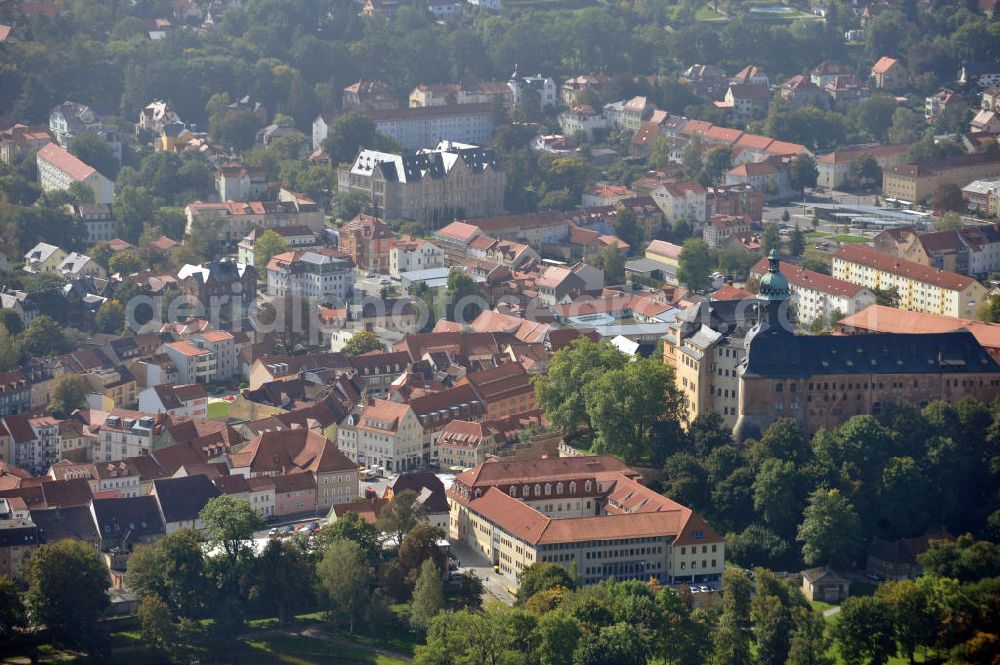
[
  {"x1": 389, "y1": 238, "x2": 445, "y2": 277},
  {"x1": 161, "y1": 330, "x2": 237, "y2": 384},
  {"x1": 508, "y1": 70, "x2": 558, "y2": 109},
  {"x1": 651, "y1": 181, "x2": 708, "y2": 225},
  {"x1": 362, "y1": 103, "x2": 495, "y2": 150},
  {"x1": 95, "y1": 412, "x2": 157, "y2": 462},
  {"x1": 137, "y1": 383, "x2": 209, "y2": 418},
  {"x1": 750, "y1": 258, "x2": 876, "y2": 326},
  {"x1": 265, "y1": 249, "x2": 355, "y2": 304},
  {"x1": 36, "y1": 143, "x2": 114, "y2": 204},
  {"x1": 184, "y1": 199, "x2": 324, "y2": 243},
  {"x1": 557, "y1": 105, "x2": 609, "y2": 141},
  {"x1": 1, "y1": 414, "x2": 62, "y2": 475},
  {"x1": 75, "y1": 203, "x2": 115, "y2": 244},
  {"x1": 832, "y1": 245, "x2": 988, "y2": 319},
  {"x1": 237, "y1": 226, "x2": 319, "y2": 267},
  {"x1": 341, "y1": 399, "x2": 424, "y2": 473}
]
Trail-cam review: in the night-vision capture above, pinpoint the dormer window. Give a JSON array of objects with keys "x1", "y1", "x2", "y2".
[
  {"x1": 510, "y1": 486, "x2": 517, "y2": 497},
  {"x1": 556, "y1": 483, "x2": 563, "y2": 495},
  {"x1": 544, "y1": 483, "x2": 551, "y2": 496},
  {"x1": 585, "y1": 480, "x2": 592, "y2": 492}
]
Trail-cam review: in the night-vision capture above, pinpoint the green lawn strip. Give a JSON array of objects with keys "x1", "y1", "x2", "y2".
[
  {"x1": 808, "y1": 599, "x2": 836, "y2": 614},
  {"x1": 831, "y1": 235, "x2": 870, "y2": 244},
  {"x1": 207, "y1": 400, "x2": 231, "y2": 419},
  {"x1": 805, "y1": 231, "x2": 830, "y2": 238}
]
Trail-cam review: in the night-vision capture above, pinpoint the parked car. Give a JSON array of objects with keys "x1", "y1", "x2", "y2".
[
  {"x1": 268, "y1": 528, "x2": 279, "y2": 538},
  {"x1": 699, "y1": 585, "x2": 711, "y2": 593}
]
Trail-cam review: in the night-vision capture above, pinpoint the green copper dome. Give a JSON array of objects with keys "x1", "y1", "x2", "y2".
[{"x1": 757, "y1": 249, "x2": 790, "y2": 302}]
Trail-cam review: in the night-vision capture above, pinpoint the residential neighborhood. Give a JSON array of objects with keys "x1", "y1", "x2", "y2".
[{"x1": 0, "y1": 0, "x2": 998, "y2": 663}]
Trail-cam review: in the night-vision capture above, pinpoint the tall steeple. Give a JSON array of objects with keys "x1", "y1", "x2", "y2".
[{"x1": 756, "y1": 249, "x2": 791, "y2": 329}]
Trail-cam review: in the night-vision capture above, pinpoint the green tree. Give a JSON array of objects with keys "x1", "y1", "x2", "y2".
[
  {"x1": 317, "y1": 537, "x2": 372, "y2": 633},
  {"x1": 612, "y1": 205, "x2": 643, "y2": 250},
  {"x1": 934, "y1": 211, "x2": 963, "y2": 231},
  {"x1": 126, "y1": 529, "x2": 208, "y2": 619},
  {"x1": 199, "y1": 496, "x2": 264, "y2": 599},
  {"x1": 574, "y1": 621, "x2": 650, "y2": 665},
  {"x1": 709, "y1": 568, "x2": 753, "y2": 665},
  {"x1": 852, "y1": 153, "x2": 882, "y2": 189},
  {"x1": 753, "y1": 458, "x2": 806, "y2": 538},
  {"x1": 323, "y1": 112, "x2": 399, "y2": 165},
  {"x1": 761, "y1": 222, "x2": 782, "y2": 256},
  {"x1": 918, "y1": 535, "x2": 1000, "y2": 582},
  {"x1": 678, "y1": 238, "x2": 711, "y2": 290},
  {"x1": 410, "y1": 558, "x2": 445, "y2": 634},
  {"x1": 393, "y1": 525, "x2": 448, "y2": 593},
  {"x1": 19, "y1": 315, "x2": 70, "y2": 358},
  {"x1": 789, "y1": 224, "x2": 806, "y2": 257},
  {"x1": 0, "y1": 324, "x2": 21, "y2": 371},
  {"x1": 68, "y1": 133, "x2": 119, "y2": 179},
  {"x1": 114, "y1": 185, "x2": 158, "y2": 243},
  {"x1": 138, "y1": 594, "x2": 177, "y2": 655},
  {"x1": 49, "y1": 373, "x2": 88, "y2": 417},
  {"x1": 0, "y1": 311, "x2": 24, "y2": 337},
  {"x1": 833, "y1": 596, "x2": 897, "y2": 665},
  {"x1": 797, "y1": 488, "x2": 862, "y2": 568},
  {"x1": 517, "y1": 562, "x2": 577, "y2": 605},
  {"x1": 930, "y1": 183, "x2": 965, "y2": 213},
  {"x1": 593, "y1": 243, "x2": 625, "y2": 284},
  {"x1": 682, "y1": 135, "x2": 703, "y2": 177},
  {"x1": 253, "y1": 229, "x2": 289, "y2": 270},
  {"x1": 248, "y1": 539, "x2": 315, "y2": 627},
  {"x1": 314, "y1": 511, "x2": 383, "y2": 565},
  {"x1": 343, "y1": 330, "x2": 387, "y2": 356},
  {"x1": 534, "y1": 338, "x2": 628, "y2": 434},
  {"x1": 750, "y1": 569, "x2": 798, "y2": 665},
  {"x1": 108, "y1": 251, "x2": 142, "y2": 276},
  {"x1": 584, "y1": 357, "x2": 685, "y2": 462},
  {"x1": 873, "y1": 286, "x2": 900, "y2": 308},
  {"x1": 0, "y1": 575, "x2": 25, "y2": 641},
  {"x1": 95, "y1": 299, "x2": 125, "y2": 334},
  {"x1": 786, "y1": 607, "x2": 834, "y2": 665},
  {"x1": 185, "y1": 215, "x2": 226, "y2": 262},
  {"x1": 875, "y1": 579, "x2": 938, "y2": 663},
  {"x1": 377, "y1": 489, "x2": 427, "y2": 548},
  {"x1": 702, "y1": 146, "x2": 732, "y2": 185},
  {"x1": 535, "y1": 609, "x2": 582, "y2": 665},
  {"x1": 25, "y1": 540, "x2": 110, "y2": 653},
  {"x1": 790, "y1": 154, "x2": 819, "y2": 192},
  {"x1": 443, "y1": 267, "x2": 485, "y2": 323},
  {"x1": 887, "y1": 107, "x2": 924, "y2": 144},
  {"x1": 334, "y1": 190, "x2": 371, "y2": 221},
  {"x1": 650, "y1": 133, "x2": 673, "y2": 169}
]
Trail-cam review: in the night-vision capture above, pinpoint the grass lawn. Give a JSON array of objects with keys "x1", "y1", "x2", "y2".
[
  {"x1": 831, "y1": 235, "x2": 870, "y2": 244},
  {"x1": 809, "y1": 598, "x2": 837, "y2": 614},
  {"x1": 207, "y1": 400, "x2": 231, "y2": 419},
  {"x1": 805, "y1": 231, "x2": 830, "y2": 238},
  {"x1": 694, "y1": 6, "x2": 722, "y2": 19},
  {"x1": 243, "y1": 633, "x2": 409, "y2": 665}
]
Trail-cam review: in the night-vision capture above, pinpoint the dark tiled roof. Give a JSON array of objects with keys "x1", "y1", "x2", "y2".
[
  {"x1": 91, "y1": 496, "x2": 165, "y2": 540},
  {"x1": 152, "y1": 475, "x2": 220, "y2": 523},
  {"x1": 31, "y1": 505, "x2": 100, "y2": 544}
]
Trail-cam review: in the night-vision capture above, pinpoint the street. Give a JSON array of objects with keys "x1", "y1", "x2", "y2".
[{"x1": 450, "y1": 539, "x2": 517, "y2": 605}]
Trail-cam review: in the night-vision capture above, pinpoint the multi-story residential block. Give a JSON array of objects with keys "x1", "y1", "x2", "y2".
[
  {"x1": 362, "y1": 104, "x2": 495, "y2": 150},
  {"x1": 1, "y1": 414, "x2": 61, "y2": 474},
  {"x1": 339, "y1": 142, "x2": 505, "y2": 227},
  {"x1": 681, "y1": 64, "x2": 728, "y2": 100},
  {"x1": 339, "y1": 213, "x2": 394, "y2": 273},
  {"x1": 213, "y1": 475, "x2": 276, "y2": 518},
  {"x1": 705, "y1": 184, "x2": 764, "y2": 223},
  {"x1": 342, "y1": 79, "x2": 398, "y2": 112},
  {"x1": 390, "y1": 236, "x2": 445, "y2": 277},
  {"x1": 151, "y1": 475, "x2": 220, "y2": 533},
  {"x1": 215, "y1": 163, "x2": 267, "y2": 202},
  {"x1": 560, "y1": 74, "x2": 613, "y2": 106},
  {"x1": 184, "y1": 198, "x2": 324, "y2": 242},
  {"x1": 735, "y1": 253, "x2": 1000, "y2": 437},
  {"x1": 718, "y1": 83, "x2": 770, "y2": 116},
  {"x1": 409, "y1": 80, "x2": 511, "y2": 108},
  {"x1": 49, "y1": 101, "x2": 121, "y2": 162},
  {"x1": 466, "y1": 210, "x2": 571, "y2": 248},
  {"x1": 93, "y1": 411, "x2": 162, "y2": 463},
  {"x1": 177, "y1": 260, "x2": 258, "y2": 313},
  {"x1": 273, "y1": 473, "x2": 317, "y2": 517},
  {"x1": 815, "y1": 143, "x2": 912, "y2": 190},
  {"x1": 432, "y1": 221, "x2": 486, "y2": 265},
  {"x1": 137, "y1": 383, "x2": 208, "y2": 417},
  {"x1": 74, "y1": 203, "x2": 115, "y2": 244},
  {"x1": 871, "y1": 56, "x2": 907, "y2": 90},
  {"x1": 448, "y1": 456, "x2": 725, "y2": 587},
  {"x1": 725, "y1": 157, "x2": 794, "y2": 201},
  {"x1": 962, "y1": 179, "x2": 1000, "y2": 217},
  {"x1": 925, "y1": 90, "x2": 967, "y2": 125},
  {"x1": 48, "y1": 459, "x2": 141, "y2": 498},
  {"x1": 36, "y1": 143, "x2": 114, "y2": 204},
  {"x1": 436, "y1": 419, "x2": 500, "y2": 469},
  {"x1": 874, "y1": 224, "x2": 1000, "y2": 278},
  {"x1": 162, "y1": 330, "x2": 238, "y2": 383},
  {"x1": 58, "y1": 252, "x2": 105, "y2": 280},
  {"x1": 229, "y1": 429, "x2": 358, "y2": 511},
  {"x1": 137, "y1": 100, "x2": 182, "y2": 136},
  {"x1": 508, "y1": 70, "x2": 558, "y2": 110},
  {"x1": 0, "y1": 124, "x2": 54, "y2": 165},
  {"x1": 457, "y1": 363, "x2": 536, "y2": 420},
  {"x1": 823, "y1": 74, "x2": 870, "y2": 107},
  {"x1": 535, "y1": 262, "x2": 604, "y2": 307},
  {"x1": 651, "y1": 180, "x2": 707, "y2": 225},
  {"x1": 0, "y1": 497, "x2": 37, "y2": 578},
  {"x1": 237, "y1": 225, "x2": 320, "y2": 267},
  {"x1": 0, "y1": 372, "x2": 30, "y2": 418},
  {"x1": 749, "y1": 257, "x2": 876, "y2": 326},
  {"x1": 702, "y1": 214, "x2": 750, "y2": 249},
  {"x1": 883, "y1": 153, "x2": 1000, "y2": 203},
  {"x1": 345, "y1": 399, "x2": 424, "y2": 473},
  {"x1": 810, "y1": 60, "x2": 851, "y2": 88},
  {"x1": 558, "y1": 105, "x2": 608, "y2": 141},
  {"x1": 832, "y1": 244, "x2": 987, "y2": 318},
  {"x1": 621, "y1": 96, "x2": 653, "y2": 132},
  {"x1": 265, "y1": 248, "x2": 355, "y2": 304}
]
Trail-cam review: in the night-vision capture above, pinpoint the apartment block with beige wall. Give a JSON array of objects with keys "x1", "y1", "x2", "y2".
[
  {"x1": 882, "y1": 154, "x2": 1000, "y2": 203},
  {"x1": 447, "y1": 457, "x2": 725, "y2": 588},
  {"x1": 832, "y1": 245, "x2": 987, "y2": 318}
]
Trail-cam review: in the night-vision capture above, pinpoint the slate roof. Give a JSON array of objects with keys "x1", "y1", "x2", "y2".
[
  {"x1": 91, "y1": 496, "x2": 165, "y2": 541},
  {"x1": 152, "y1": 475, "x2": 220, "y2": 524},
  {"x1": 743, "y1": 329, "x2": 1000, "y2": 378},
  {"x1": 31, "y1": 505, "x2": 100, "y2": 545}
]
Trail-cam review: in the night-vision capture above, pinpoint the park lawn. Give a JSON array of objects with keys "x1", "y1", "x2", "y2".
[
  {"x1": 207, "y1": 400, "x2": 231, "y2": 419},
  {"x1": 243, "y1": 633, "x2": 409, "y2": 665},
  {"x1": 694, "y1": 6, "x2": 721, "y2": 19},
  {"x1": 809, "y1": 598, "x2": 837, "y2": 614},
  {"x1": 831, "y1": 235, "x2": 870, "y2": 244}
]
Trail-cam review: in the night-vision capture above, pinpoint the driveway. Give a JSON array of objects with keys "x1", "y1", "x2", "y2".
[{"x1": 450, "y1": 539, "x2": 516, "y2": 605}]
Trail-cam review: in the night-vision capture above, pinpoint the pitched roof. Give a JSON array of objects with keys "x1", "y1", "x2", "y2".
[
  {"x1": 646, "y1": 240, "x2": 683, "y2": 260},
  {"x1": 91, "y1": 496, "x2": 164, "y2": 540},
  {"x1": 836, "y1": 304, "x2": 1000, "y2": 351},
  {"x1": 229, "y1": 429, "x2": 357, "y2": 475},
  {"x1": 871, "y1": 56, "x2": 900, "y2": 74},
  {"x1": 36, "y1": 142, "x2": 100, "y2": 181},
  {"x1": 152, "y1": 475, "x2": 220, "y2": 523},
  {"x1": 834, "y1": 244, "x2": 978, "y2": 291},
  {"x1": 751, "y1": 257, "x2": 868, "y2": 297}
]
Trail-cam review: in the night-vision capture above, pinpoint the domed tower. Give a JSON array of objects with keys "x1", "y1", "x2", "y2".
[{"x1": 756, "y1": 249, "x2": 791, "y2": 330}]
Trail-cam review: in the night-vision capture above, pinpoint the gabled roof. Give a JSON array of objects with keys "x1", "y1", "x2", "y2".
[
  {"x1": 91, "y1": 496, "x2": 165, "y2": 540},
  {"x1": 750, "y1": 257, "x2": 868, "y2": 297},
  {"x1": 871, "y1": 56, "x2": 900, "y2": 74},
  {"x1": 834, "y1": 244, "x2": 978, "y2": 291},
  {"x1": 37, "y1": 143, "x2": 100, "y2": 181},
  {"x1": 152, "y1": 475, "x2": 220, "y2": 523},
  {"x1": 229, "y1": 428, "x2": 357, "y2": 475}
]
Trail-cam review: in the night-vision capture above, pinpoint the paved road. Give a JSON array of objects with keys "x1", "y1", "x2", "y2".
[
  {"x1": 823, "y1": 606, "x2": 842, "y2": 618},
  {"x1": 450, "y1": 539, "x2": 516, "y2": 605}
]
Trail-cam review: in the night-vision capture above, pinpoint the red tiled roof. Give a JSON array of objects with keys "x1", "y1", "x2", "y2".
[
  {"x1": 872, "y1": 56, "x2": 900, "y2": 75},
  {"x1": 836, "y1": 304, "x2": 1000, "y2": 351},
  {"x1": 834, "y1": 245, "x2": 979, "y2": 291},
  {"x1": 751, "y1": 258, "x2": 867, "y2": 297},
  {"x1": 37, "y1": 143, "x2": 98, "y2": 181}
]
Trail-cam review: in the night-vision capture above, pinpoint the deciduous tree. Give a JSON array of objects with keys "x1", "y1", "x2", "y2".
[
  {"x1": 317, "y1": 537, "x2": 372, "y2": 633},
  {"x1": 49, "y1": 373, "x2": 88, "y2": 417},
  {"x1": 343, "y1": 330, "x2": 386, "y2": 356},
  {"x1": 678, "y1": 238, "x2": 711, "y2": 290},
  {"x1": 410, "y1": 558, "x2": 445, "y2": 634},
  {"x1": 833, "y1": 596, "x2": 896, "y2": 665},
  {"x1": 797, "y1": 488, "x2": 862, "y2": 568},
  {"x1": 253, "y1": 229, "x2": 289, "y2": 271}
]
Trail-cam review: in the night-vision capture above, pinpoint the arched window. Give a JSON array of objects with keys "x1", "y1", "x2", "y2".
[
  {"x1": 569, "y1": 481, "x2": 577, "y2": 493},
  {"x1": 523, "y1": 484, "x2": 530, "y2": 497},
  {"x1": 534, "y1": 484, "x2": 541, "y2": 496},
  {"x1": 510, "y1": 485, "x2": 517, "y2": 497},
  {"x1": 585, "y1": 480, "x2": 592, "y2": 492},
  {"x1": 556, "y1": 482, "x2": 563, "y2": 495},
  {"x1": 545, "y1": 483, "x2": 551, "y2": 496}
]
